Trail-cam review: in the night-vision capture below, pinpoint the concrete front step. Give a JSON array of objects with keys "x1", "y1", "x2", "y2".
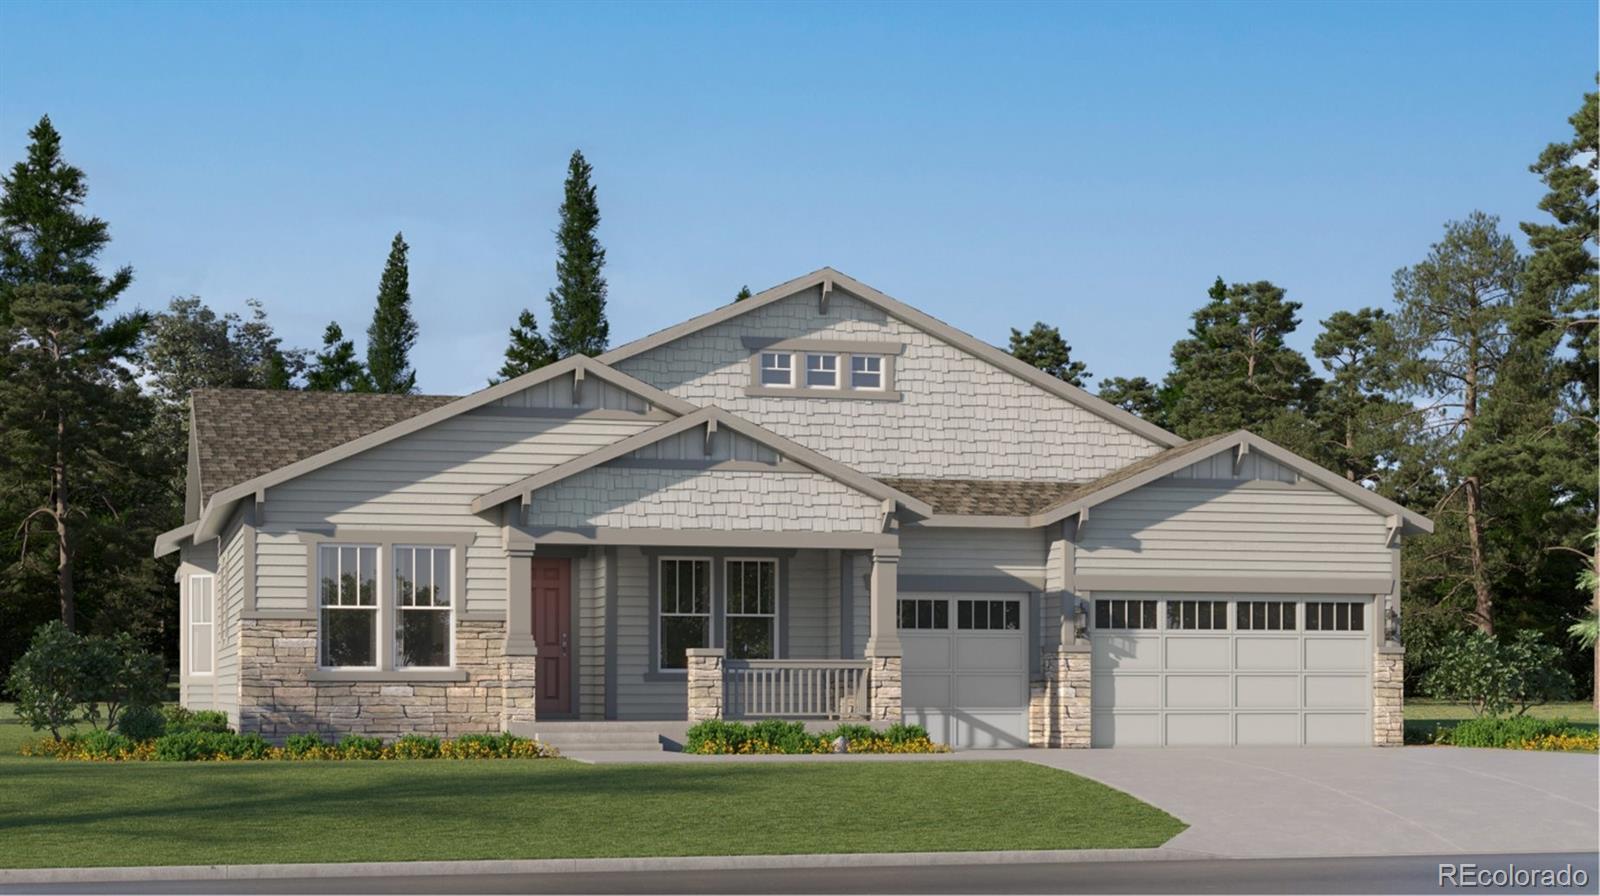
[{"x1": 532, "y1": 723, "x2": 667, "y2": 752}]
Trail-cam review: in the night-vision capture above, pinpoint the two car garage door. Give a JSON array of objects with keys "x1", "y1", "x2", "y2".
[{"x1": 1090, "y1": 595, "x2": 1374, "y2": 747}]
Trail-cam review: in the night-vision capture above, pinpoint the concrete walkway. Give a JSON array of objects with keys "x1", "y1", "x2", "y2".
[{"x1": 563, "y1": 745, "x2": 1600, "y2": 859}]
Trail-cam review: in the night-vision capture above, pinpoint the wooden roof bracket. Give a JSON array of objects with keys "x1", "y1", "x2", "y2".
[
  {"x1": 1234, "y1": 440, "x2": 1249, "y2": 473},
  {"x1": 704, "y1": 418, "x2": 718, "y2": 456},
  {"x1": 1384, "y1": 514, "x2": 1401, "y2": 547},
  {"x1": 819, "y1": 277, "x2": 833, "y2": 314},
  {"x1": 571, "y1": 366, "x2": 586, "y2": 406}
]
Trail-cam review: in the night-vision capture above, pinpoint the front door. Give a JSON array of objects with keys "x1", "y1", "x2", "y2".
[{"x1": 531, "y1": 558, "x2": 573, "y2": 716}]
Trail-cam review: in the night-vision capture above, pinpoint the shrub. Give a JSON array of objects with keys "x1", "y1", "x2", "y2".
[
  {"x1": 1438, "y1": 716, "x2": 1590, "y2": 749},
  {"x1": 163, "y1": 706, "x2": 231, "y2": 734},
  {"x1": 337, "y1": 734, "x2": 385, "y2": 760},
  {"x1": 283, "y1": 734, "x2": 327, "y2": 759},
  {"x1": 6, "y1": 622, "x2": 95, "y2": 740},
  {"x1": 393, "y1": 735, "x2": 442, "y2": 759},
  {"x1": 152, "y1": 730, "x2": 271, "y2": 761},
  {"x1": 881, "y1": 723, "x2": 932, "y2": 744},
  {"x1": 76, "y1": 730, "x2": 134, "y2": 760},
  {"x1": 116, "y1": 704, "x2": 166, "y2": 741},
  {"x1": 81, "y1": 632, "x2": 167, "y2": 732},
  {"x1": 1421, "y1": 629, "x2": 1575, "y2": 717},
  {"x1": 686, "y1": 719, "x2": 948, "y2": 754}
]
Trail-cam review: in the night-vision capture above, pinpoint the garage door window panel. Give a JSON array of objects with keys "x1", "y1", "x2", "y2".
[
  {"x1": 1305, "y1": 601, "x2": 1363, "y2": 631},
  {"x1": 957, "y1": 599, "x2": 1020, "y2": 631},
  {"x1": 1094, "y1": 599, "x2": 1157, "y2": 630},
  {"x1": 1237, "y1": 601, "x2": 1297, "y2": 631},
  {"x1": 1168, "y1": 600, "x2": 1228, "y2": 630},
  {"x1": 898, "y1": 598, "x2": 948, "y2": 629}
]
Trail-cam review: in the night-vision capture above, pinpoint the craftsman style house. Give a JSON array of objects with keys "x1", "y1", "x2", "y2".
[{"x1": 156, "y1": 269, "x2": 1427, "y2": 749}]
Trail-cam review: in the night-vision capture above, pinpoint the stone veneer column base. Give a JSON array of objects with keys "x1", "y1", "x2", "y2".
[
  {"x1": 1028, "y1": 646, "x2": 1091, "y2": 748},
  {"x1": 238, "y1": 617, "x2": 509, "y2": 741},
  {"x1": 868, "y1": 654, "x2": 902, "y2": 721},
  {"x1": 1374, "y1": 648, "x2": 1404, "y2": 746},
  {"x1": 499, "y1": 655, "x2": 538, "y2": 732},
  {"x1": 686, "y1": 648, "x2": 726, "y2": 722}
]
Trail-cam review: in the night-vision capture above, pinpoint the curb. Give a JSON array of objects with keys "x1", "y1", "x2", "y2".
[{"x1": 0, "y1": 847, "x2": 1217, "y2": 885}]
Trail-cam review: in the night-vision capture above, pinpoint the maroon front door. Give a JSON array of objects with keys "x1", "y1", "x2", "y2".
[{"x1": 531, "y1": 558, "x2": 572, "y2": 715}]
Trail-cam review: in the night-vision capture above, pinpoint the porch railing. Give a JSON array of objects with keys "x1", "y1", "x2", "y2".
[{"x1": 724, "y1": 659, "x2": 871, "y2": 720}]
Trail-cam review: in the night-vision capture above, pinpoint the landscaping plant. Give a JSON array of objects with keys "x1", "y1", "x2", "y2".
[
  {"x1": 6, "y1": 622, "x2": 165, "y2": 739},
  {"x1": 1420, "y1": 629, "x2": 1574, "y2": 716},
  {"x1": 21, "y1": 729, "x2": 559, "y2": 762},
  {"x1": 684, "y1": 719, "x2": 948, "y2": 754}
]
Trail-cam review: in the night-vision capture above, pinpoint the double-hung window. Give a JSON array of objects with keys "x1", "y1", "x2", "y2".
[
  {"x1": 394, "y1": 546, "x2": 453, "y2": 668},
  {"x1": 805, "y1": 353, "x2": 838, "y2": 388},
  {"x1": 318, "y1": 545, "x2": 378, "y2": 667},
  {"x1": 658, "y1": 558, "x2": 710, "y2": 670},
  {"x1": 725, "y1": 559, "x2": 777, "y2": 660},
  {"x1": 759, "y1": 352, "x2": 794, "y2": 386},
  {"x1": 850, "y1": 355, "x2": 884, "y2": 390},
  {"x1": 189, "y1": 575, "x2": 215, "y2": 675}
]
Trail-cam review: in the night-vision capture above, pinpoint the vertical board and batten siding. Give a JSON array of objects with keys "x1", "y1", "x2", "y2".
[
  {"x1": 898, "y1": 528, "x2": 1048, "y2": 583},
  {"x1": 1074, "y1": 476, "x2": 1392, "y2": 578},
  {"x1": 613, "y1": 287, "x2": 1164, "y2": 480},
  {"x1": 212, "y1": 509, "x2": 246, "y2": 725},
  {"x1": 627, "y1": 427, "x2": 779, "y2": 464},
  {"x1": 1167, "y1": 451, "x2": 1297, "y2": 483},
  {"x1": 489, "y1": 371, "x2": 651, "y2": 413},
  {"x1": 177, "y1": 538, "x2": 220, "y2": 711},
  {"x1": 579, "y1": 552, "x2": 606, "y2": 720},
  {"x1": 850, "y1": 553, "x2": 870, "y2": 658},
  {"x1": 609, "y1": 546, "x2": 838, "y2": 719},
  {"x1": 253, "y1": 409, "x2": 656, "y2": 617}
]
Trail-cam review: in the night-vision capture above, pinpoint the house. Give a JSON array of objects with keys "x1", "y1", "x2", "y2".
[{"x1": 154, "y1": 268, "x2": 1428, "y2": 749}]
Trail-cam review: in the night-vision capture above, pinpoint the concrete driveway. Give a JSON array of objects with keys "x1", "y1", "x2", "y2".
[{"x1": 1018, "y1": 746, "x2": 1599, "y2": 859}]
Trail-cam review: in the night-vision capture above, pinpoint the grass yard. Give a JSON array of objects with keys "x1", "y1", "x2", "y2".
[
  {"x1": 0, "y1": 706, "x2": 1185, "y2": 869},
  {"x1": 1404, "y1": 700, "x2": 1598, "y2": 741}
]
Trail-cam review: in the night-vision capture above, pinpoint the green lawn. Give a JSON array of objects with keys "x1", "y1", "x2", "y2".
[
  {"x1": 1404, "y1": 699, "x2": 1598, "y2": 741},
  {"x1": 0, "y1": 706, "x2": 1185, "y2": 869}
]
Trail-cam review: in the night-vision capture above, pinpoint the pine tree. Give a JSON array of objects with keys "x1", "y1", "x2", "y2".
[
  {"x1": 545, "y1": 150, "x2": 609, "y2": 357},
  {"x1": 0, "y1": 116, "x2": 144, "y2": 629},
  {"x1": 1310, "y1": 308, "x2": 1408, "y2": 483},
  {"x1": 734, "y1": 285, "x2": 752, "y2": 302},
  {"x1": 366, "y1": 232, "x2": 418, "y2": 393},
  {"x1": 1008, "y1": 321, "x2": 1090, "y2": 386},
  {"x1": 493, "y1": 308, "x2": 555, "y2": 384},
  {"x1": 1163, "y1": 277, "x2": 1320, "y2": 441},
  {"x1": 305, "y1": 322, "x2": 368, "y2": 392},
  {"x1": 1097, "y1": 376, "x2": 1169, "y2": 428}
]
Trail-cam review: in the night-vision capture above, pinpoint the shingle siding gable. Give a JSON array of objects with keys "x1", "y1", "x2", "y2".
[{"x1": 612, "y1": 286, "x2": 1164, "y2": 479}]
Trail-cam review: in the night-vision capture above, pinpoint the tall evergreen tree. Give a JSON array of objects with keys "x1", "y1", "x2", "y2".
[
  {"x1": 493, "y1": 308, "x2": 555, "y2": 384},
  {"x1": 305, "y1": 322, "x2": 368, "y2": 392},
  {"x1": 0, "y1": 116, "x2": 145, "y2": 630},
  {"x1": 1009, "y1": 321, "x2": 1090, "y2": 386},
  {"x1": 545, "y1": 150, "x2": 609, "y2": 357},
  {"x1": 1097, "y1": 376, "x2": 1170, "y2": 429},
  {"x1": 734, "y1": 285, "x2": 752, "y2": 302},
  {"x1": 1163, "y1": 277, "x2": 1320, "y2": 441},
  {"x1": 1311, "y1": 308, "x2": 1408, "y2": 483},
  {"x1": 1391, "y1": 212, "x2": 1522, "y2": 635},
  {"x1": 366, "y1": 232, "x2": 418, "y2": 393}
]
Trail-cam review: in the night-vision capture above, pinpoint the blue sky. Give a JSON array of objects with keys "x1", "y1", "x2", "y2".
[{"x1": 1, "y1": 1, "x2": 1593, "y2": 395}]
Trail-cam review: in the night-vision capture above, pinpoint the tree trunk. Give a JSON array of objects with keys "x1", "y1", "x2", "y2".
[
  {"x1": 1464, "y1": 475, "x2": 1492, "y2": 635},
  {"x1": 54, "y1": 409, "x2": 74, "y2": 630}
]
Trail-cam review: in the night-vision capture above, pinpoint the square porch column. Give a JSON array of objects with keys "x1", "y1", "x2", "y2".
[
  {"x1": 865, "y1": 547, "x2": 902, "y2": 721},
  {"x1": 500, "y1": 550, "x2": 538, "y2": 732},
  {"x1": 686, "y1": 648, "x2": 726, "y2": 722}
]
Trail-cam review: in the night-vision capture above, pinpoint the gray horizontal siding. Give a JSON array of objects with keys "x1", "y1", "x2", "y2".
[
  {"x1": 1075, "y1": 484, "x2": 1391, "y2": 578},
  {"x1": 898, "y1": 527, "x2": 1048, "y2": 581}
]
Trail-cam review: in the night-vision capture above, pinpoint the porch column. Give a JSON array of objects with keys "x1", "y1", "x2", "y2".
[
  {"x1": 500, "y1": 550, "x2": 537, "y2": 732},
  {"x1": 686, "y1": 648, "x2": 726, "y2": 722},
  {"x1": 865, "y1": 547, "x2": 902, "y2": 721}
]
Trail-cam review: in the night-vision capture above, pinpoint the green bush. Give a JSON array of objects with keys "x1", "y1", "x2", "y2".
[
  {"x1": 162, "y1": 706, "x2": 231, "y2": 734},
  {"x1": 393, "y1": 734, "x2": 442, "y2": 759},
  {"x1": 1437, "y1": 716, "x2": 1588, "y2": 748},
  {"x1": 152, "y1": 730, "x2": 271, "y2": 761},
  {"x1": 115, "y1": 704, "x2": 166, "y2": 741},
  {"x1": 686, "y1": 719, "x2": 946, "y2": 754},
  {"x1": 337, "y1": 734, "x2": 385, "y2": 759},
  {"x1": 1421, "y1": 629, "x2": 1575, "y2": 716},
  {"x1": 821, "y1": 723, "x2": 877, "y2": 744},
  {"x1": 283, "y1": 734, "x2": 325, "y2": 758},
  {"x1": 76, "y1": 729, "x2": 134, "y2": 759},
  {"x1": 4, "y1": 622, "x2": 166, "y2": 739},
  {"x1": 881, "y1": 723, "x2": 932, "y2": 744}
]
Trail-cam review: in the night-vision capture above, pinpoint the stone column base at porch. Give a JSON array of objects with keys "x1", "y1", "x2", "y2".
[
  {"x1": 686, "y1": 648, "x2": 726, "y2": 722},
  {"x1": 868, "y1": 654, "x2": 902, "y2": 721},
  {"x1": 1028, "y1": 646, "x2": 1091, "y2": 748},
  {"x1": 1374, "y1": 647, "x2": 1404, "y2": 746},
  {"x1": 499, "y1": 655, "x2": 539, "y2": 732}
]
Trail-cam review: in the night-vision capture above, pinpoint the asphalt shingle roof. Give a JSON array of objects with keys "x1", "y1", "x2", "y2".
[
  {"x1": 191, "y1": 389, "x2": 455, "y2": 502},
  {"x1": 879, "y1": 478, "x2": 1088, "y2": 516}
]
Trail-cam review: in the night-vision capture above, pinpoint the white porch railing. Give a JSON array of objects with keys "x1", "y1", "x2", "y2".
[{"x1": 724, "y1": 659, "x2": 871, "y2": 720}]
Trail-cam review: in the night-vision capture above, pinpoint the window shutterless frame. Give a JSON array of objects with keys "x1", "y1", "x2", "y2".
[
  {"x1": 804, "y1": 353, "x2": 839, "y2": 388},
  {"x1": 188, "y1": 574, "x2": 215, "y2": 676},
  {"x1": 850, "y1": 355, "x2": 884, "y2": 390},
  {"x1": 393, "y1": 545, "x2": 455, "y2": 669},
  {"x1": 724, "y1": 558, "x2": 779, "y2": 660},
  {"x1": 657, "y1": 556, "x2": 712, "y2": 671},
  {"x1": 759, "y1": 352, "x2": 794, "y2": 387},
  {"x1": 317, "y1": 544, "x2": 380, "y2": 669}
]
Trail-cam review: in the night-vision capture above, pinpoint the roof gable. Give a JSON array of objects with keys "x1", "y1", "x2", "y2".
[{"x1": 598, "y1": 267, "x2": 1184, "y2": 449}]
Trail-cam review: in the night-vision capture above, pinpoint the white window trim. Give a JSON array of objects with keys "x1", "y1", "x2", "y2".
[
  {"x1": 724, "y1": 557, "x2": 780, "y2": 660},
  {"x1": 804, "y1": 353, "x2": 840, "y2": 389},
  {"x1": 317, "y1": 543, "x2": 382, "y2": 671},
  {"x1": 849, "y1": 354, "x2": 885, "y2": 391},
  {"x1": 393, "y1": 545, "x2": 457, "y2": 670},
  {"x1": 188, "y1": 574, "x2": 215, "y2": 677},
  {"x1": 657, "y1": 555, "x2": 712, "y2": 672},
  {"x1": 759, "y1": 352, "x2": 794, "y2": 387}
]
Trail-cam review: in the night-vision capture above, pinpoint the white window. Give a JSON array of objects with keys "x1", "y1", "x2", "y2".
[
  {"x1": 850, "y1": 355, "x2": 884, "y2": 390},
  {"x1": 759, "y1": 352, "x2": 793, "y2": 386},
  {"x1": 658, "y1": 558, "x2": 710, "y2": 670},
  {"x1": 188, "y1": 575, "x2": 215, "y2": 675},
  {"x1": 805, "y1": 353, "x2": 838, "y2": 388},
  {"x1": 394, "y1": 546, "x2": 453, "y2": 668},
  {"x1": 318, "y1": 545, "x2": 378, "y2": 667},
  {"x1": 725, "y1": 559, "x2": 777, "y2": 660}
]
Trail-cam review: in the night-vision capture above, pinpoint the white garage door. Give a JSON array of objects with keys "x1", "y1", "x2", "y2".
[
  {"x1": 1090, "y1": 595, "x2": 1373, "y2": 747},
  {"x1": 900, "y1": 593, "x2": 1030, "y2": 749}
]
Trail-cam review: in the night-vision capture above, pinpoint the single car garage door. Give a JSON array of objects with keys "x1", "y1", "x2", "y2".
[
  {"x1": 1090, "y1": 594, "x2": 1373, "y2": 747},
  {"x1": 900, "y1": 593, "x2": 1030, "y2": 749}
]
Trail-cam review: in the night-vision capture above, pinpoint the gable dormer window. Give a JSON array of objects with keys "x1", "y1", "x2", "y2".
[
  {"x1": 759, "y1": 352, "x2": 794, "y2": 387},
  {"x1": 805, "y1": 353, "x2": 839, "y2": 388},
  {"x1": 850, "y1": 355, "x2": 884, "y2": 390}
]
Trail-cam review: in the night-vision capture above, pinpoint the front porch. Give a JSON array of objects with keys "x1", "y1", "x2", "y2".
[{"x1": 498, "y1": 538, "x2": 907, "y2": 729}]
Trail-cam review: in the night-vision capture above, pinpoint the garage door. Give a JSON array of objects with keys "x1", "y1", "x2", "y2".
[
  {"x1": 899, "y1": 593, "x2": 1030, "y2": 748},
  {"x1": 1090, "y1": 595, "x2": 1373, "y2": 747}
]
